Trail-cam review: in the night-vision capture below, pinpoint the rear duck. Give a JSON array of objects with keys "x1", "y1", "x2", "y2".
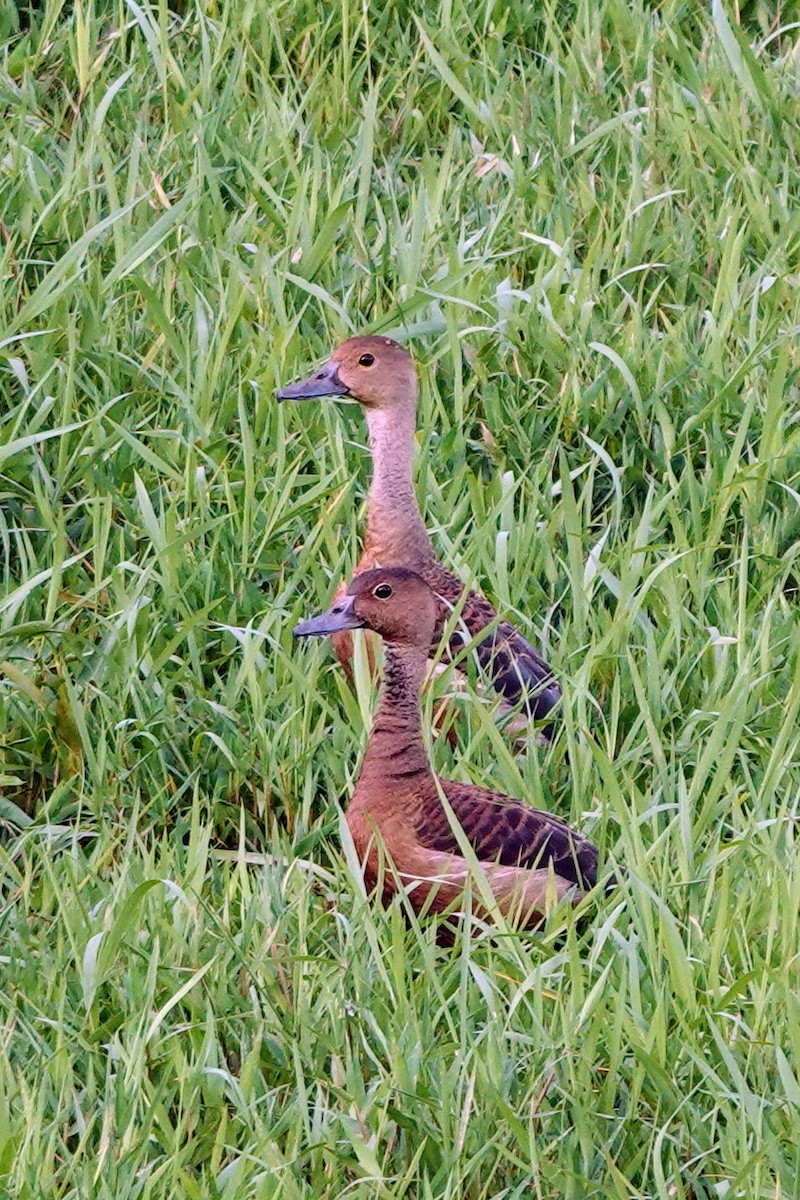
[{"x1": 279, "y1": 335, "x2": 561, "y2": 736}]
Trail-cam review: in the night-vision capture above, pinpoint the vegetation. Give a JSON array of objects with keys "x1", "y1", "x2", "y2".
[{"x1": 2, "y1": 0, "x2": 799, "y2": 1195}]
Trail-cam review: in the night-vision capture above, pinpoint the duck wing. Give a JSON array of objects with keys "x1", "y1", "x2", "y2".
[
  {"x1": 420, "y1": 565, "x2": 561, "y2": 722},
  {"x1": 417, "y1": 780, "x2": 598, "y2": 891}
]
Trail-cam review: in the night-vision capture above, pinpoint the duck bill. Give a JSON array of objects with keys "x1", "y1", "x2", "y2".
[
  {"x1": 293, "y1": 595, "x2": 365, "y2": 638},
  {"x1": 277, "y1": 360, "x2": 350, "y2": 401}
]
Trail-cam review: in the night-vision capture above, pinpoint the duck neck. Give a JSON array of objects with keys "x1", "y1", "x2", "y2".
[
  {"x1": 364, "y1": 404, "x2": 434, "y2": 562},
  {"x1": 359, "y1": 643, "x2": 434, "y2": 788}
]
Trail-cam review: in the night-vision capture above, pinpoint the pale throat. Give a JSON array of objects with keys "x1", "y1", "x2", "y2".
[{"x1": 363, "y1": 404, "x2": 432, "y2": 555}]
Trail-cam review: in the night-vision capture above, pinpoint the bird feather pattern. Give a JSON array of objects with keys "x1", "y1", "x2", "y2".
[{"x1": 417, "y1": 781, "x2": 598, "y2": 891}]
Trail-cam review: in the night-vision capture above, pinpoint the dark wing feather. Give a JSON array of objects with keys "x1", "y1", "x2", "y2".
[
  {"x1": 417, "y1": 780, "x2": 598, "y2": 891},
  {"x1": 419, "y1": 564, "x2": 561, "y2": 722}
]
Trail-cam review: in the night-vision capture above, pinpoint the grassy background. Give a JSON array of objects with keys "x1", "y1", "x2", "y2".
[{"x1": 2, "y1": 0, "x2": 800, "y2": 1195}]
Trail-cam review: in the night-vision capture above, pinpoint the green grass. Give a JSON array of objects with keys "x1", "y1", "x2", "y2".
[{"x1": 2, "y1": 0, "x2": 800, "y2": 1195}]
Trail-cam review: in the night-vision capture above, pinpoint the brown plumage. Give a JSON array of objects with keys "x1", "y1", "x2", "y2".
[
  {"x1": 293, "y1": 568, "x2": 599, "y2": 928},
  {"x1": 278, "y1": 335, "x2": 561, "y2": 734}
]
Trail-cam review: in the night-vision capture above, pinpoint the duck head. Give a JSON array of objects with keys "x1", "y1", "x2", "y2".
[
  {"x1": 277, "y1": 336, "x2": 417, "y2": 410},
  {"x1": 293, "y1": 567, "x2": 436, "y2": 648}
]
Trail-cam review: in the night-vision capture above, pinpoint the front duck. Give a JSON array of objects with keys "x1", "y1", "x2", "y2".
[
  {"x1": 293, "y1": 567, "x2": 599, "y2": 928},
  {"x1": 278, "y1": 335, "x2": 561, "y2": 734}
]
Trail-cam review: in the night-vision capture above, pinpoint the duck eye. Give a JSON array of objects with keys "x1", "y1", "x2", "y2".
[
  {"x1": 358, "y1": 353, "x2": 375, "y2": 367},
  {"x1": 373, "y1": 583, "x2": 393, "y2": 599}
]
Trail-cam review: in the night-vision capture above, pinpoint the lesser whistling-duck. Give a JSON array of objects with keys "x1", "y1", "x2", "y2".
[
  {"x1": 293, "y1": 567, "x2": 598, "y2": 927},
  {"x1": 278, "y1": 335, "x2": 561, "y2": 736}
]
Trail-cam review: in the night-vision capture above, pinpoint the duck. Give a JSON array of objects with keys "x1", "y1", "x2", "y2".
[
  {"x1": 278, "y1": 335, "x2": 561, "y2": 736},
  {"x1": 293, "y1": 567, "x2": 599, "y2": 927}
]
